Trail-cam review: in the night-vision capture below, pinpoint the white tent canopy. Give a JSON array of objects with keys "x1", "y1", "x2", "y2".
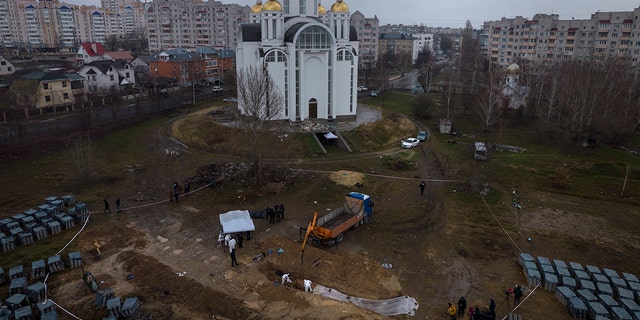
[{"x1": 219, "y1": 210, "x2": 255, "y2": 234}]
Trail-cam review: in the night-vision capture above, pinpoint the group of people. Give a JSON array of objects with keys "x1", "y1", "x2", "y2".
[
  {"x1": 266, "y1": 204, "x2": 285, "y2": 224},
  {"x1": 171, "y1": 180, "x2": 191, "y2": 203},
  {"x1": 448, "y1": 285, "x2": 523, "y2": 320},
  {"x1": 103, "y1": 198, "x2": 122, "y2": 213},
  {"x1": 448, "y1": 298, "x2": 496, "y2": 320},
  {"x1": 221, "y1": 231, "x2": 252, "y2": 267}
]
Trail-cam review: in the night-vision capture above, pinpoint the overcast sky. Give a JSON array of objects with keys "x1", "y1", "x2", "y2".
[{"x1": 64, "y1": 0, "x2": 640, "y2": 28}]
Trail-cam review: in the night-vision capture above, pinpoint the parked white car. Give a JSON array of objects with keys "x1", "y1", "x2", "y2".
[
  {"x1": 401, "y1": 137, "x2": 420, "y2": 149},
  {"x1": 212, "y1": 86, "x2": 223, "y2": 92},
  {"x1": 370, "y1": 90, "x2": 378, "y2": 97},
  {"x1": 357, "y1": 86, "x2": 368, "y2": 92}
]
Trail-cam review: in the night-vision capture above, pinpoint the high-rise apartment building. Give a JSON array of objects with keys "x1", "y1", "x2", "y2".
[
  {"x1": 145, "y1": 0, "x2": 249, "y2": 52},
  {"x1": 350, "y1": 10, "x2": 379, "y2": 70},
  {"x1": 481, "y1": 8, "x2": 640, "y2": 69},
  {"x1": 0, "y1": 0, "x2": 147, "y2": 53}
]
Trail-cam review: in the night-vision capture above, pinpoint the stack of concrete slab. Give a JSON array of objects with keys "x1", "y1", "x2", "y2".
[
  {"x1": 9, "y1": 277, "x2": 26, "y2": 295},
  {"x1": 58, "y1": 215, "x2": 75, "y2": 230},
  {"x1": 49, "y1": 199, "x2": 65, "y2": 211},
  {"x1": 1, "y1": 236, "x2": 15, "y2": 252},
  {"x1": 598, "y1": 294, "x2": 619, "y2": 309},
  {"x1": 30, "y1": 260, "x2": 45, "y2": 279},
  {"x1": 544, "y1": 273, "x2": 559, "y2": 291},
  {"x1": 555, "y1": 286, "x2": 576, "y2": 306},
  {"x1": 27, "y1": 282, "x2": 46, "y2": 302},
  {"x1": 47, "y1": 220, "x2": 62, "y2": 235},
  {"x1": 68, "y1": 251, "x2": 82, "y2": 268},
  {"x1": 620, "y1": 299, "x2": 640, "y2": 314},
  {"x1": 17, "y1": 232, "x2": 33, "y2": 246},
  {"x1": 518, "y1": 253, "x2": 534, "y2": 266},
  {"x1": 20, "y1": 216, "x2": 35, "y2": 227},
  {"x1": 122, "y1": 297, "x2": 140, "y2": 317},
  {"x1": 13, "y1": 306, "x2": 33, "y2": 320},
  {"x1": 11, "y1": 215, "x2": 26, "y2": 225},
  {"x1": 74, "y1": 203, "x2": 89, "y2": 223},
  {"x1": 9, "y1": 265, "x2": 25, "y2": 279},
  {"x1": 34, "y1": 211, "x2": 48, "y2": 223},
  {"x1": 5, "y1": 293, "x2": 28, "y2": 311},
  {"x1": 47, "y1": 255, "x2": 64, "y2": 273},
  {"x1": 0, "y1": 308, "x2": 10, "y2": 320},
  {"x1": 40, "y1": 311, "x2": 58, "y2": 320},
  {"x1": 106, "y1": 297, "x2": 122, "y2": 318},
  {"x1": 587, "y1": 300, "x2": 609, "y2": 319},
  {"x1": 578, "y1": 289, "x2": 598, "y2": 302},
  {"x1": 562, "y1": 276, "x2": 577, "y2": 289},
  {"x1": 32, "y1": 226, "x2": 48, "y2": 241},
  {"x1": 610, "y1": 306, "x2": 633, "y2": 320},
  {"x1": 597, "y1": 282, "x2": 614, "y2": 296},
  {"x1": 61, "y1": 194, "x2": 75, "y2": 206},
  {"x1": 569, "y1": 296, "x2": 589, "y2": 319},
  {"x1": 95, "y1": 288, "x2": 115, "y2": 307},
  {"x1": 39, "y1": 204, "x2": 59, "y2": 216},
  {"x1": 37, "y1": 300, "x2": 56, "y2": 315},
  {"x1": 518, "y1": 253, "x2": 640, "y2": 320}
]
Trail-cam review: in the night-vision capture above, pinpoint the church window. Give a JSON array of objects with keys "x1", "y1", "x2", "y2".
[{"x1": 296, "y1": 26, "x2": 331, "y2": 49}]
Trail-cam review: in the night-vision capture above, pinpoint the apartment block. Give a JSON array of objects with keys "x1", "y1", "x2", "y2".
[
  {"x1": 0, "y1": 0, "x2": 147, "y2": 53},
  {"x1": 350, "y1": 10, "x2": 379, "y2": 70},
  {"x1": 145, "y1": 0, "x2": 249, "y2": 53},
  {"x1": 481, "y1": 8, "x2": 640, "y2": 69}
]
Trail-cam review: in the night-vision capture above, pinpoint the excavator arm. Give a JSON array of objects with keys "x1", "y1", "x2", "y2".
[{"x1": 301, "y1": 212, "x2": 318, "y2": 253}]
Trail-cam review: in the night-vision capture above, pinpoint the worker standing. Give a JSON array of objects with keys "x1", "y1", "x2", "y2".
[
  {"x1": 229, "y1": 236, "x2": 237, "y2": 267},
  {"x1": 447, "y1": 302, "x2": 457, "y2": 319}
]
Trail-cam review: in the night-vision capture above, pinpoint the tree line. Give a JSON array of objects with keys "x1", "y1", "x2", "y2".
[{"x1": 406, "y1": 20, "x2": 640, "y2": 146}]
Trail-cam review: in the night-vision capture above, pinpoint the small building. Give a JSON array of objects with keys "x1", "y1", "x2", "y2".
[
  {"x1": 502, "y1": 63, "x2": 530, "y2": 110},
  {"x1": 0, "y1": 56, "x2": 16, "y2": 76},
  {"x1": 78, "y1": 60, "x2": 136, "y2": 93},
  {"x1": 10, "y1": 71, "x2": 80, "y2": 109},
  {"x1": 76, "y1": 42, "x2": 107, "y2": 66}
]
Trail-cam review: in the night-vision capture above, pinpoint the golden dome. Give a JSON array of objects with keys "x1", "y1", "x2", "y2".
[
  {"x1": 262, "y1": 0, "x2": 282, "y2": 11},
  {"x1": 251, "y1": 1, "x2": 263, "y2": 13},
  {"x1": 318, "y1": 3, "x2": 326, "y2": 14},
  {"x1": 330, "y1": 0, "x2": 349, "y2": 12},
  {"x1": 506, "y1": 63, "x2": 520, "y2": 74}
]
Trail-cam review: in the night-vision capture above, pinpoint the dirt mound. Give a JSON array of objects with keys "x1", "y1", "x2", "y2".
[{"x1": 328, "y1": 170, "x2": 365, "y2": 187}]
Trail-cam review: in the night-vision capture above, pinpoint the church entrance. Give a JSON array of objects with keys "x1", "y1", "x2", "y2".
[{"x1": 308, "y1": 98, "x2": 318, "y2": 119}]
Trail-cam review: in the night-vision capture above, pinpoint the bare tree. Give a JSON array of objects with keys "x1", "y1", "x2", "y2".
[
  {"x1": 441, "y1": 69, "x2": 457, "y2": 121},
  {"x1": 459, "y1": 20, "x2": 481, "y2": 95},
  {"x1": 415, "y1": 47, "x2": 437, "y2": 93},
  {"x1": 397, "y1": 51, "x2": 413, "y2": 76},
  {"x1": 372, "y1": 54, "x2": 389, "y2": 94},
  {"x1": 475, "y1": 66, "x2": 503, "y2": 131},
  {"x1": 66, "y1": 134, "x2": 95, "y2": 181},
  {"x1": 236, "y1": 65, "x2": 284, "y2": 188}
]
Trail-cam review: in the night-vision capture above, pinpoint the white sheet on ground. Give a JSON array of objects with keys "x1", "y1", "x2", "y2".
[{"x1": 313, "y1": 284, "x2": 419, "y2": 316}]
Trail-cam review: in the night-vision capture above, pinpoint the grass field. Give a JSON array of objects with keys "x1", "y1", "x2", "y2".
[{"x1": 1, "y1": 90, "x2": 640, "y2": 319}]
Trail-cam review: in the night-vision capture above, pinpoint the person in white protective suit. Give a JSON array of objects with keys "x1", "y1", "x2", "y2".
[
  {"x1": 224, "y1": 233, "x2": 231, "y2": 247},
  {"x1": 304, "y1": 279, "x2": 313, "y2": 292},
  {"x1": 281, "y1": 273, "x2": 292, "y2": 285}
]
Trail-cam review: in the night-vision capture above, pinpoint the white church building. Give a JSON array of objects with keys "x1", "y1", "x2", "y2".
[{"x1": 236, "y1": 0, "x2": 360, "y2": 122}]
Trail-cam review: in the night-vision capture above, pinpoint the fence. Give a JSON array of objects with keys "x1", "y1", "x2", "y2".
[{"x1": 0, "y1": 90, "x2": 219, "y2": 147}]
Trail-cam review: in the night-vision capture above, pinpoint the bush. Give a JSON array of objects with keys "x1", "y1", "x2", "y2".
[
  {"x1": 411, "y1": 94, "x2": 437, "y2": 119},
  {"x1": 552, "y1": 166, "x2": 571, "y2": 188}
]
